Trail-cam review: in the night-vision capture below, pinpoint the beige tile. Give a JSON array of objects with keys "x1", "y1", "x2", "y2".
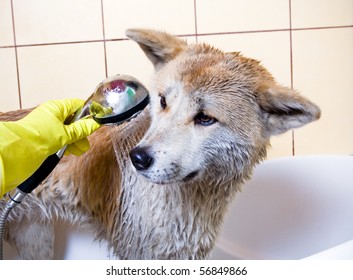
[
  {"x1": 0, "y1": 48, "x2": 20, "y2": 111},
  {"x1": 267, "y1": 132, "x2": 294, "y2": 159},
  {"x1": 196, "y1": 0, "x2": 289, "y2": 34},
  {"x1": 198, "y1": 32, "x2": 292, "y2": 90},
  {"x1": 198, "y1": 32, "x2": 294, "y2": 158},
  {"x1": 291, "y1": 0, "x2": 353, "y2": 28},
  {"x1": 17, "y1": 43, "x2": 106, "y2": 108},
  {"x1": 0, "y1": 0, "x2": 14, "y2": 46},
  {"x1": 13, "y1": 0, "x2": 103, "y2": 45},
  {"x1": 106, "y1": 40, "x2": 154, "y2": 89},
  {"x1": 292, "y1": 28, "x2": 353, "y2": 155},
  {"x1": 103, "y1": 0, "x2": 196, "y2": 39},
  {"x1": 106, "y1": 36, "x2": 197, "y2": 89}
]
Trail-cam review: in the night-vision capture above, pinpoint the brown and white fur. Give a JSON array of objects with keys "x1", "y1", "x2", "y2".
[{"x1": 0, "y1": 29, "x2": 320, "y2": 259}]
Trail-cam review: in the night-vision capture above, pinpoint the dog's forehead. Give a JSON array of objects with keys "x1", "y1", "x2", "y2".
[{"x1": 175, "y1": 51, "x2": 259, "y2": 96}]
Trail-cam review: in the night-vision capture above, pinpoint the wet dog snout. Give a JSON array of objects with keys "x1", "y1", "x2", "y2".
[{"x1": 129, "y1": 146, "x2": 154, "y2": 171}]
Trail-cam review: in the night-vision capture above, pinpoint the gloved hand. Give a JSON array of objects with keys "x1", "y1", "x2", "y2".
[{"x1": 0, "y1": 99, "x2": 100, "y2": 197}]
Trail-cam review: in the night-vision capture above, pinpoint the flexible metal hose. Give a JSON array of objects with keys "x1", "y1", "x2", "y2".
[
  {"x1": 0, "y1": 189, "x2": 27, "y2": 260},
  {"x1": 0, "y1": 202, "x2": 12, "y2": 260}
]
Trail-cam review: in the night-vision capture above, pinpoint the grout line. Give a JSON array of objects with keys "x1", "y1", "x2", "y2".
[
  {"x1": 291, "y1": 24, "x2": 353, "y2": 32},
  {"x1": 100, "y1": 0, "x2": 108, "y2": 78},
  {"x1": 196, "y1": 24, "x2": 353, "y2": 37},
  {"x1": 0, "y1": 38, "x2": 128, "y2": 49},
  {"x1": 10, "y1": 0, "x2": 22, "y2": 109},
  {"x1": 196, "y1": 28, "x2": 290, "y2": 37},
  {"x1": 0, "y1": 45, "x2": 15, "y2": 49},
  {"x1": 289, "y1": 1, "x2": 294, "y2": 90},
  {"x1": 289, "y1": 0, "x2": 295, "y2": 156},
  {"x1": 1, "y1": 25, "x2": 352, "y2": 50},
  {"x1": 193, "y1": 0, "x2": 198, "y2": 43}
]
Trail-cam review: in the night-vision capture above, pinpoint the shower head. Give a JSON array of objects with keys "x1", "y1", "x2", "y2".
[{"x1": 77, "y1": 74, "x2": 149, "y2": 125}]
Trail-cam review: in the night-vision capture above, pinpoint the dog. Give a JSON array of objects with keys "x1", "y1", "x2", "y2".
[{"x1": 0, "y1": 29, "x2": 320, "y2": 259}]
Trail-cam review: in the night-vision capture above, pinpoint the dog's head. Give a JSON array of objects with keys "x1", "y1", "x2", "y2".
[{"x1": 126, "y1": 29, "x2": 321, "y2": 185}]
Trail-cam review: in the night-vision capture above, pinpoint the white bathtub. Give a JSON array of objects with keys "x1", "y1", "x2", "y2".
[
  {"x1": 212, "y1": 155, "x2": 353, "y2": 259},
  {"x1": 4, "y1": 155, "x2": 353, "y2": 260}
]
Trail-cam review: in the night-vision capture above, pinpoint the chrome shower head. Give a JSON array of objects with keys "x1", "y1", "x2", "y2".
[{"x1": 79, "y1": 74, "x2": 149, "y2": 125}]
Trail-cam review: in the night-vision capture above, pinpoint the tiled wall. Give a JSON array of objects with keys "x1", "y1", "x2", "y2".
[{"x1": 0, "y1": 0, "x2": 352, "y2": 158}]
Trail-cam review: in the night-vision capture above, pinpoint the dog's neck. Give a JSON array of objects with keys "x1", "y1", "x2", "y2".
[{"x1": 111, "y1": 163, "x2": 240, "y2": 259}]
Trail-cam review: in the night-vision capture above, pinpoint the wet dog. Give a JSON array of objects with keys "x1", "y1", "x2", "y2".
[{"x1": 0, "y1": 29, "x2": 320, "y2": 259}]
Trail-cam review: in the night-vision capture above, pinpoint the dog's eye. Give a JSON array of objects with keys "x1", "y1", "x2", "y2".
[
  {"x1": 160, "y1": 96, "x2": 167, "y2": 110},
  {"x1": 194, "y1": 112, "x2": 217, "y2": 126}
]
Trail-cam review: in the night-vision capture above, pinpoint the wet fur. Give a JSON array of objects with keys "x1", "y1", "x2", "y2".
[{"x1": 0, "y1": 29, "x2": 320, "y2": 259}]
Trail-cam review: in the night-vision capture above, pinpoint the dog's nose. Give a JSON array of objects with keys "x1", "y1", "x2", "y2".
[{"x1": 129, "y1": 146, "x2": 154, "y2": 171}]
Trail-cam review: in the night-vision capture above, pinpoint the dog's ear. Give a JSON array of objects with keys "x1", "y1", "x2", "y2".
[
  {"x1": 126, "y1": 28, "x2": 187, "y2": 69},
  {"x1": 256, "y1": 84, "x2": 321, "y2": 136}
]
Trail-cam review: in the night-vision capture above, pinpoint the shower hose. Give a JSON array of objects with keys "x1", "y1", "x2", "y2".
[
  {"x1": 0, "y1": 189, "x2": 26, "y2": 260},
  {"x1": 0, "y1": 202, "x2": 13, "y2": 259}
]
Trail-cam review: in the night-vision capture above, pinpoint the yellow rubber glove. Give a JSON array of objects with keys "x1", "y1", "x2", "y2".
[{"x1": 0, "y1": 99, "x2": 100, "y2": 197}]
